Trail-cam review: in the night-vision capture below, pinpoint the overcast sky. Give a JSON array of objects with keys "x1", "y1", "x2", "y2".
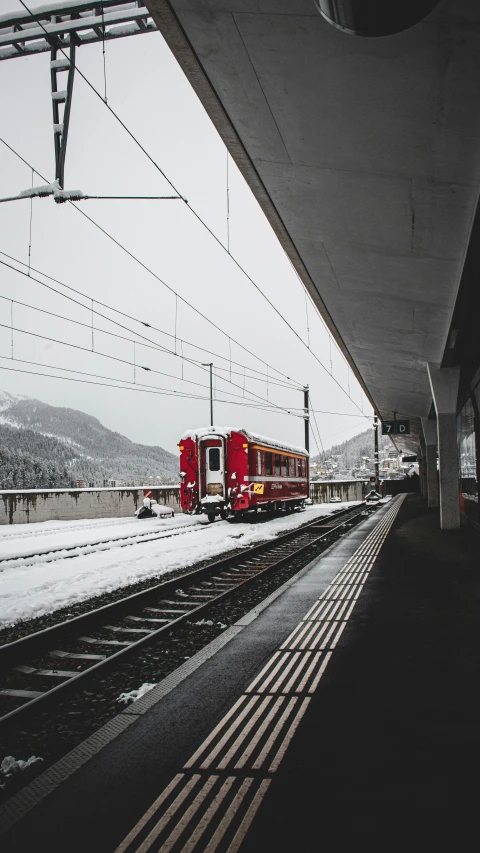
[{"x1": 0, "y1": 1, "x2": 373, "y2": 455}]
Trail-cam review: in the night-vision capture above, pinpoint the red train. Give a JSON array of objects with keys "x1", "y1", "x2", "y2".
[{"x1": 179, "y1": 427, "x2": 309, "y2": 521}]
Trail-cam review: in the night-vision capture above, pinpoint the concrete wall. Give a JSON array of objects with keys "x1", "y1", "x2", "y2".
[
  {"x1": 310, "y1": 480, "x2": 365, "y2": 504},
  {"x1": 0, "y1": 486, "x2": 181, "y2": 525},
  {"x1": 0, "y1": 478, "x2": 414, "y2": 524}
]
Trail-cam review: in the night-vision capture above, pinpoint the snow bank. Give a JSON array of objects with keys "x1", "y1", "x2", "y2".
[
  {"x1": 0, "y1": 515, "x2": 198, "y2": 563},
  {"x1": 1, "y1": 755, "x2": 42, "y2": 781},
  {"x1": 0, "y1": 503, "x2": 360, "y2": 628},
  {"x1": 117, "y1": 683, "x2": 156, "y2": 704}
]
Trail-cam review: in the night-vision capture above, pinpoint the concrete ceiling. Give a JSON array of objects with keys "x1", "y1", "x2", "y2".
[{"x1": 147, "y1": 0, "x2": 480, "y2": 452}]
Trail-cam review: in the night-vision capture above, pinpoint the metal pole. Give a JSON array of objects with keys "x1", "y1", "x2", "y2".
[
  {"x1": 202, "y1": 362, "x2": 214, "y2": 426},
  {"x1": 209, "y1": 363, "x2": 213, "y2": 427},
  {"x1": 374, "y1": 414, "x2": 379, "y2": 491},
  {"x1": 304, "y1": 385, "x2": 310, "y2": 494}
]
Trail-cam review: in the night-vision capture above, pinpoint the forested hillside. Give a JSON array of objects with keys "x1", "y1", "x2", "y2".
[
  {"x1": 313, "y1": 427, "x2": 394, "y2": 472},
  {"x1": 0, "y1": 394, "x2": 179, "y2": 489}
]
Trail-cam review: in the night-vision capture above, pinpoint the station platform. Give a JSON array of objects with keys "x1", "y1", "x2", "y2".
[{"x1": 2, "y1": 494, "x2": 480, "y2": 852}]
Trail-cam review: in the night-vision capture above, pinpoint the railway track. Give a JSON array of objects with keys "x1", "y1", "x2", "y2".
[
  {"x1": 0, "y1": 518, "x2": 205, "y2": 570},
  {"x1": 0, "y1": 503, "x2": 378, "y2": 728},
  {"x1": 0, "y1": 515, "x2": 138, "y2": 542}
]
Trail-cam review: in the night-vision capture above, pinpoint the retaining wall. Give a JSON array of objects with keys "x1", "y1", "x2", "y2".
[
  {"x1": 0, "y1": 479, "x2": 411, "y2": 524},
  {"x1": 310, "y1": 480, "x2": 365, "y2": 504},
  {"x1": 0, "y1": 486, "x2": 181, "y2": 525}
]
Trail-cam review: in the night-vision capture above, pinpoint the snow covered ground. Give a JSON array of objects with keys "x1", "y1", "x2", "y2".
[
  {"x1": 0, "y1": 515, "x2": 199, "y2": 564},
  {"x1": 0, "y1": 503, "x2": 360, "y2": 628}
]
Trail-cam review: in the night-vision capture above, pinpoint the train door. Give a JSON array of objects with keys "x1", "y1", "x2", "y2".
[{"x1": 202, "y1": 439, "x2": 225, "y2": 498}]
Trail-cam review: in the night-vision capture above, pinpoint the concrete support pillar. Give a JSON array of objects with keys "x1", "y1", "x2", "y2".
[
  {"x1": 422, "y1": 418, "x2": 439, "y2": 508},
  {"x1": 427, "y1": 363, "x2": 460, "y2": 530},
  {"x1": 418, "y1": 440, "x2": 427, "y2": 498}
]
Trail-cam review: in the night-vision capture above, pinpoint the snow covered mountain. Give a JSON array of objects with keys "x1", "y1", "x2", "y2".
[{"x1": 0, "y1": 393, "x2": 179, "y2": 489}]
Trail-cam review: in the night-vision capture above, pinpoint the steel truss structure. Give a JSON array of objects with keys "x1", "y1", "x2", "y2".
[{"x1": 0, "y1": 2, "x2": 157, "y2": 187}]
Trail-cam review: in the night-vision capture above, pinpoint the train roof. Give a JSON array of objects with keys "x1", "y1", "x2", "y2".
[{"x1": 180, "y1": 427, "x2": 309, "y2": 457}]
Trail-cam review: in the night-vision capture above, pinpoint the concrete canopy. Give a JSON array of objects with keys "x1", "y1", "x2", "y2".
[{"x1": 147, "y1": 0, "x2": 480, "y2": 452}]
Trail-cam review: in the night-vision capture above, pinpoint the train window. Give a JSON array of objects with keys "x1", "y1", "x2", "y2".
[
  {"x1": 266, "y1": 452, "x2": 272, "y2": 475},
  {"x1": 299, "y1": 459, "x2": 304, "y2": 477},
  {"x1": 282, "y1": 456, "x2": 288, "y2": 476},
  {"x1": 274, "y1": 454, "x2": 281, "y2": 475},
  {"x1": 289, "y1": 457, "x2": 295, "y2": 476},
  {"x1": 209, "y1": 447, "x2": 220, "y2": 471},
  {"x1": 257, "y1": 450, "x2": 262, "y2": 475}
]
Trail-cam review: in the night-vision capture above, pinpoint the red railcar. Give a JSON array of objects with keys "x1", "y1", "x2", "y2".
[{"x1": 179, "y1": 427, "x2": 309, "y2": 521}]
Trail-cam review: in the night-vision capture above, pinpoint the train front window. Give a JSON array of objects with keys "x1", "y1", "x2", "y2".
[
  {"x1": 274, "y1": 454, "x2": 280, "y2": 475},
  {"x1": 266, "y1": 452, "x2": 272, "y2": 475},
  {"x1": 257, "y1": 450, "x2": 262, "y2": 475},
  {"x1": 208, "y1": 447, "x2": 220, "y2": 471}
]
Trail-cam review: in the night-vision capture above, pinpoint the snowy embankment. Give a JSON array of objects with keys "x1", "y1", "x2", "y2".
[
  {"x1": 0, "y1": 515, "x2": 199, "y2": 564},
  {"x1": 0, "y1": 503, "x2": 360, "y2": 628}
]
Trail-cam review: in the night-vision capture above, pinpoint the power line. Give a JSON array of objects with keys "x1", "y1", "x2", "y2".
[
  {"x1": 70, "y1": 198, "x2": 305, "y2": 389},
  {"x1": 0, "y1": 256, "x2": 300, "y2": 419},
  {"x1": 0, "y1": 202, "x2": 299, "y2": 391},
  {"x1": 309, "y1": 395, "x2": 326, "y2": 464},
  {"x1": 0, "y1": 248, "x2": 297, "y2": 389},
  {"x1": 0, "y1": 193, "x2": 182, "y2": 203},
  {"x1": 0, "y1": 359, "x2": 302, "y2": 416},
  {"x1": 0, "y1": 314, "x2": 295, "y2": 410},
  {"x1": 0, "y1": 282, "x2": 295, "y2": 397},
  {"x1": 8, "y1": 7, "x2": 369, "y2": 416}
]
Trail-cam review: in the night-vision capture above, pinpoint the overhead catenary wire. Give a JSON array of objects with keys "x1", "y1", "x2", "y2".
[
  {"x1": 0, "y1": 249, "x2": 300, "y2": 392},
  {"x1": 0, "y1": 316, "x2": 298, "y2": 410},
  {"x1": 11, "y1": 5, "x2": 370, "y2": 418},
  {"x1": 0, "y1": 220, "x2": 300, "y2": 392},
  {"x1": 0, "y1": 149, "x2": 299, "y2": 393},
  {"x1": 101, "y1": 2, "x2": 107, "y2": 104},
  {"x1": 0, "y1": 260, "x2": 300, "y2": 420},
  {"x1": 0, "y1": 271, "x2": 371, "y2": 421},
  {"x1": 0, "y1": 193, "x2": 183, "y2": 203},
  {"x1": 308, "y1": 394, "x2": 327, "y2": 464},
  {"x1": 27, "y1": 167, "x2": 33, "y2": 275},
  {"x1": 0, "y1": 359, "x2": 302, "y2": 416}
]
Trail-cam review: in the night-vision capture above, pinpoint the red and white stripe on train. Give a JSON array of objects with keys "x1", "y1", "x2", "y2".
[{"x1": 179, "y1": 427, "x2": 309, "y2": 521}]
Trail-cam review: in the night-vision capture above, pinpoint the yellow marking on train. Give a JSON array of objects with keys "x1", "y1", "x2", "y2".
[{"x1": 253, "y1": 483, "x2": 265, "y2": 494}]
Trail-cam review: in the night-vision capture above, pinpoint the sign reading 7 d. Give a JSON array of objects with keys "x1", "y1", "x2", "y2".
[{"x1": 382, "y1": 420, "x2": 410, "y2": 435}]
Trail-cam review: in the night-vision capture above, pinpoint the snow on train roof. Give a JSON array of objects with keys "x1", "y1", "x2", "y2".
[{"x1": 180, "y1": 427, "x2": 309, "y2": 457}]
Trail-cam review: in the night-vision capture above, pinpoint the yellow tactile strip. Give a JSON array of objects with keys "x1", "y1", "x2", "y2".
[{"x1": 115, "y1": 496, "x2": 406, "y2": 853}]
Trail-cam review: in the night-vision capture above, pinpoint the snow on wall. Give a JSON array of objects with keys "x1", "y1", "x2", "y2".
[
  {"x1": 0, "y1": 487, "x2": 181, "y2": 525},
  {"x1": 310, "y1": 480, "x2": 365, "y2": 504},
  {"x1": 0, "y1": 481, "x2": 368, "y2": 524}
]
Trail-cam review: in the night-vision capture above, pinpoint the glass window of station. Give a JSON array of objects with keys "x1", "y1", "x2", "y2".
[{"x1": 457, "y1": 387, "x2": 479, "y2": 525}]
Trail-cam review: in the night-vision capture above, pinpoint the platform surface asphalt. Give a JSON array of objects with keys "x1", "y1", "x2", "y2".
[{"x1": 4, "y1": 495, "x2": 480, "y2": 852}]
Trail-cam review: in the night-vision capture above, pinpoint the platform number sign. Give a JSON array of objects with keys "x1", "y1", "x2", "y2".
[{"x1": 381, "y1": 420, "x2": 410, "y2": 436}]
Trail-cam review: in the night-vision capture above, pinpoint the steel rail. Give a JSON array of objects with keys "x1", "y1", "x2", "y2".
[{"x1": 0, "y1": 504, "x2": 375, "y2": 728}]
